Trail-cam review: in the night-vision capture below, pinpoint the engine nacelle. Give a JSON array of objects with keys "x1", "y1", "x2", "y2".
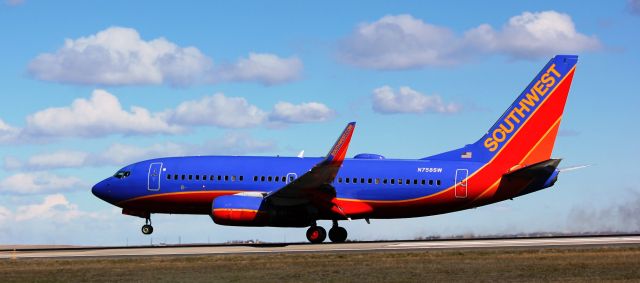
[
  {"x1": 212, "y1": 195, "x2": 268, "y2": 226},
  {"x1": 212, "y1": 195, "x2": 316, "y2": 227}
]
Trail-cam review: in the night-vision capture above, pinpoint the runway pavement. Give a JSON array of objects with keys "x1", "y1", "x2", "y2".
[{"x1": 2, "y1": 235, "x2": 640, "y2": 259}]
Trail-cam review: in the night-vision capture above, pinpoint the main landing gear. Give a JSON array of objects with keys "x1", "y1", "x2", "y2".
[
  {"x1": 141, "y1": 217, "x2": 154, "y2": 235},
  {"x1": 306, "y1": 220, "x2": 348, "y2": 244}
]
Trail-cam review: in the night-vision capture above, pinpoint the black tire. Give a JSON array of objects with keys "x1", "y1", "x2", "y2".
[
  {"x1": 306, "y1": 226, "x2": 326, "y2": 244},
  {"x1": 142, "y1": 224, "x2": 154, "y2": 235},
  {"x1": 329, "y1": 226, "x2": 347, "y2": 243}
]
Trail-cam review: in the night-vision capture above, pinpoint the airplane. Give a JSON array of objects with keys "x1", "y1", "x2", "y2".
[{"x1": 92, "y1": 55, "x2": 578, "y2": 243}]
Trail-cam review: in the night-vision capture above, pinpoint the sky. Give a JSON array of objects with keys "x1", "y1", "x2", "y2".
[{"x1": 1, "y1": 0, "x2": 639, "y2": 246}]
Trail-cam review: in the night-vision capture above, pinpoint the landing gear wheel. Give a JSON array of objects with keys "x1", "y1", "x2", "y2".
[
  {"x1": 329, "y1": 226, "x2": 347, "y2": 243},
  {"x1": 306, "y1": 226, "x2": 326, "y2": 244},
  {"x1": 142, "y1": 224, "x2": 154, "y2": 235}
]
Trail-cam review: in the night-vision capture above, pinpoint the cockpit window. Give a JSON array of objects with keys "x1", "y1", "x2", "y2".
[{"x1": 113, "y1": 170, "x2": 131, "y2": 179}]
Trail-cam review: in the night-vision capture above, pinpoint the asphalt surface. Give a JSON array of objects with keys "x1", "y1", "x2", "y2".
[{"x1": 2, "y1": 235, "x2": 640, "y2": 259}]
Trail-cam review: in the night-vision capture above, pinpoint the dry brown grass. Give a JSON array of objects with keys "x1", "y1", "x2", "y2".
[{"x1": 2, "y1": 246, "x2": 640, "y2": 282}]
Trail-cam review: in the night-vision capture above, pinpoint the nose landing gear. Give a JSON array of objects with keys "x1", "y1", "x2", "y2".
[{"x1": 141, "y1": 217, "x2": 154, "y2": 235}]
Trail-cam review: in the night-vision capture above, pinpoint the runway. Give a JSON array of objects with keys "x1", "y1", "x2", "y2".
[{"x1": 2, "y1": 235, "x2": 640, "y2": 259}]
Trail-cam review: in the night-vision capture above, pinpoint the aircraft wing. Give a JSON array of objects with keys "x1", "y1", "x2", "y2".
[{"x1": 265, "y1": 122, "x2": 355, "y2": 206}]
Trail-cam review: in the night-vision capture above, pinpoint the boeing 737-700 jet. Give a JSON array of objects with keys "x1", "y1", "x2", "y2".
[{"x1": 92, "y1": 55, "x2": 578, "y2": 243}]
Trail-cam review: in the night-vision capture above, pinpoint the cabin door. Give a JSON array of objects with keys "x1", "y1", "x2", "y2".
[
  {"x1": 455, "y1": 169, "x2": 468, "y2": 198},
  {"x1": 148, "y1": 162, "x2": 162, "y2": 191}
]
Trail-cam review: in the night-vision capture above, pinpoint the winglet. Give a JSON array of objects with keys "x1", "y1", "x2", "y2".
[{"x1": 323, "y1": 122, "x2": 356, "y2": 166}]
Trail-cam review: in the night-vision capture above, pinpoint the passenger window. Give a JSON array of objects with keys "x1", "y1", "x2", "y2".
[
  {"x1": 261, "y1": 176, "x2": 265, "y2": 182},
  {"x1": 275, "y1": 176, "x2": 279, "y2": 182},
  {"x1": 375, "y1": 178, "x2": 380, "y2": 184},
  {"x1": 421, "y1": 179, "x2": 425, "y2": 185},
  {"x1": 346, "y1": 178, "x2": 350, "y2": 184},
  {"x1": 406, "y1": 179, "x2": 410, "y2": 185},
  {"x1": 429, "y1": 180, "x2": 434, "y2": 185},
  {"x1": 210, "y1": 175, "x2": 214, "y2": 181},
  {"x1": 218, "y1": 176, "x2": 222, "y2": 181},
  {"x1": 282, "y1": 176, "x2": 286, "y2": 182},
  {"x1": 413, "y1": 179, "x2": 418, "y2": 185},
  {"x1": 383, "y1": 179, "x2": 388, "y2": 184},
  {"x1": 398, "y1": 179, "x2": 403, "y2": 185},
  {"x1": 174, "y1": 174, "x2": 178, "y2": 180},
  {"x1": 368, "y1": 178, "x2": 372, "y2": 184},
  {"x1": 189, "y1": 175, "x2": 193, "y2": 180},
  {"x1": 225, "y1": 176, "x2": 229, "y2": 181},
  {"x1": 289, "y1": 176, "x2": 294, "y2": 182},
  {"x1": 391, "y1": 179, "x2": 395, "y2": 185},
  {"x1": 232, "y1": 176, "x2": 236, "y2": 182},
  {"x1": 360, "y1": 178, "x2": 365, "y2": 183},
  {"x1": 353, "y1": 178, "x2": 357, "y2": 184},
  {"x1": 437, "y1": 180, "x2": 441, "y2": 186},
  {"x1": 166, "y1": 174, "x2": 171, "y2": 180},
  {"x1": 239, "y1": 176, "x2": 244, "y2": 181},
  {"x1": 195, "y1": 175, "x2": 200, "y2": 180},
  {"x1": 254, "y1": 176, "x2": 258, "y2": 182},
  {"x1": 181, "y1": 174, "x2": 185, "y2": 180},
  {"x1": 268, "y1": 176, "x2": 272, "y2": 182}
]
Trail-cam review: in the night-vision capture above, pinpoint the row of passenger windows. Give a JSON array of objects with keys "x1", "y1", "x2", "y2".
[
  {"x1": 167, "y1": 174, "x2": 244, "y2": 182},
  {"x1": 336, "y1": 177, "x2": 441, "y2": 186},
  {"x1": 165, "y1": 173, "x2": 441, "y2": 186}
]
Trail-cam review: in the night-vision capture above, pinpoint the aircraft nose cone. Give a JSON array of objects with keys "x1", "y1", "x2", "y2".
[{"x1": 92, "y1": 179, "x2": 111, "y2": 202}]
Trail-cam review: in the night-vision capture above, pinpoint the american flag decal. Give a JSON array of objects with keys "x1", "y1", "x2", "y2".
[{"x1": 461, "y1": 151, "x2": 472, "y2": 159}]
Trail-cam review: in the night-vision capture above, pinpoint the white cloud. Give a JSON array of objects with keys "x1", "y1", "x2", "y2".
[
  {"x1": 0, "y1": 194, "x2": 99, "y2": 223},
  {"x1": 167, "y1": 93, "x2": 267, "y2": 128},
  {"x1": 0, "y1": 172, "x2": 84, "y2": 195},
  {"x1": 372, "y1": 86, "x2": 461, "y2": 114},
  {"x1": 269, "y1": 102, "x2": 335, "y2": 123},
  {"x1": 465, "y1": 11, "x2": 602, "y2": 59},
  {"x1": 28, "y1": 27, "x2": 211, "y2": 86},
  {"x1": 339, "y1": 11, "x2": 601, "y2": 69},
  {"x1": 0, "y1": 118, "x2": 20, "y2": 143},
  {"x1": 23, "y1": 89, "x2": 182, "y2": 138},
  {"x1": 28, "y1": 27, "x2": 302, "y2": 86},
  {"x1": 4, "y1": 151, "x2": 89, "y2": 171},
  {"x1": 1, "y1": 89, "x2": 334, "y2": 142},
  {"x1": 339, "y1": 14, "x2": 462, "y2": 69},
  {"x1": 216, "y1": 53, "x2": 303, "y2": 85}
]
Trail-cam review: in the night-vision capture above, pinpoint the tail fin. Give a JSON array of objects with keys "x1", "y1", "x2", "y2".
[{"x1": 426, "y1": 55, "x2": 578, "y2": 166}]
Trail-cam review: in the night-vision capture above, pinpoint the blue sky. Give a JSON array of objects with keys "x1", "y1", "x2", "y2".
[{"x1": 1, "y1": 0, "x2": 639, "y2": 245}]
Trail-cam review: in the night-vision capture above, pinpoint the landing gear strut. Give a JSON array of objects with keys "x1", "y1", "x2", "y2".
[
  {"x1": 141, "y1": 217, "x2": 154, "y2": 235},
  {"x1": 306, "y1": 225, "x2": 326, "y2": 244},
  {"x1": 328, "y1": 220, "x2": 347, "y2": 243}
]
